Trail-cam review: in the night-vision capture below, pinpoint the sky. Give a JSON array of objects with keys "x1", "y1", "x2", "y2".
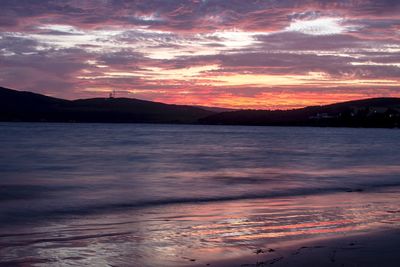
[{"x1": 0, "y1": 0, "x2": 399, "y2": 109}]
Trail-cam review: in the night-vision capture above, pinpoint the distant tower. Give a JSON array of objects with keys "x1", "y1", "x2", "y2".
[{"x1": 109, "y1": 89, "x2": 116, "y2": 98}]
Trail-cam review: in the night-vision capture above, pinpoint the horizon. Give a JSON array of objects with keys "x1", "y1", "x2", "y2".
[
  {"x1": 5, "y1": 85, "x2": 400, "y2": 112},
  {"x1": 3, "y1": 85, "x2": 400, "y2": 112},
  {"x1": 1, "y1": 1, "x2": 400, "y2": 109}
]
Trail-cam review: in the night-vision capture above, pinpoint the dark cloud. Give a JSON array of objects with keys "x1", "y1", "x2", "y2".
[
  {"x1": 0, "y1": 35, "x2": 41, "y2": 54},
  {"x1": 0, "y1": 0, "x2": 397, "y2": 32},
  {"x1": 0, "y1": 35, "x2": 92, "y2": 96}
]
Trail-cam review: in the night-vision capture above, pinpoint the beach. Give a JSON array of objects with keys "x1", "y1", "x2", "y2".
[
  {"x1": 189, "y1": 229, "x2": 400, "y2": 267},
  {"x1": 1, "y1": 123, "x2": 399, "y2": 266}
]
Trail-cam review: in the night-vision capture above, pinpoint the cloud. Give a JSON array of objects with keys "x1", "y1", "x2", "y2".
[
  {"x1": 285, "y1": 18, "x2": 350, "y2": 35},
  {"x1": 0, "y1": 0, "x2": 399, "y2": 108}
]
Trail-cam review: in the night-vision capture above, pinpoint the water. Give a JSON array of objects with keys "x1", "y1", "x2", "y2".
[{"x1": 0, "y1": 123, "x2": 399, "y2": 266}]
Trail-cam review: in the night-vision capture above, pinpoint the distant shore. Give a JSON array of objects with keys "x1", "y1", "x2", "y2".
[
  {"x1": 189, "y1": 229, "x2": 400, "y2": 267},
  {"x1": 1, "y1": 121, "x2": 400, "y2": 131},
  {"x1": 2, "y1": 86, "x2": 400, "y2": 128}
]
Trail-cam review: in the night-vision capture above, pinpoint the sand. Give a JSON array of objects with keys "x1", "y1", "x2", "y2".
[{"x1": 189, "y1": 229, "x2": 400, "y2": 267}]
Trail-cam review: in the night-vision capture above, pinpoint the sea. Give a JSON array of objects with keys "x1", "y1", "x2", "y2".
[{"x1": 0, "y1": 123, "x2": 399, "y2": 266}]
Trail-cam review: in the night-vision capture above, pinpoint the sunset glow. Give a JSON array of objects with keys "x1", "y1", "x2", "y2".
[{"x1": 1, "y1": 1, "x2": 399, "y2": 109}]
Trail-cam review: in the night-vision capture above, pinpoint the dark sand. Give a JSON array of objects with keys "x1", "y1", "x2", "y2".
[{"x1": 188, "y1": 230, "x2": 400, "y2": 267}]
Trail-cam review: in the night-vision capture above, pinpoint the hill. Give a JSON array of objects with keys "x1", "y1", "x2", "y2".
[
  {"x1": 200, "y1": 98, "x2": 400, "y2": 128},
  {"x1": 0, "y1": 87, "x2": 213, "y2": 123},
  {"x1": 1, "y1": 86, "x2": 400, "y2": 127}
]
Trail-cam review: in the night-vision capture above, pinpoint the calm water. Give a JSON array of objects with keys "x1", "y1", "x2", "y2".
[{"x1": 0, "y1": 123, "x2": 400, "y2": 266}]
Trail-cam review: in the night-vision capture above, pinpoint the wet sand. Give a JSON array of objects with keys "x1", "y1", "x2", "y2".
[{"x1": 189, "y1": 230, "x2": 400, "y2": 267}]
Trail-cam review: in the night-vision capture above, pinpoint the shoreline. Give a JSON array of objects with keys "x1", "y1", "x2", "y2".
[
  {"x1": 188, "y1": 229, "x2": 400, "y2": 267},
  {"x1": 1, "y1": 121, "x2": 399, "y2": 130}
]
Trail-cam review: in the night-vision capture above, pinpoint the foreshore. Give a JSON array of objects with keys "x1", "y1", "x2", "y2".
[{"x1": 189, "y1": 229, "x2": 400, "y2": 267}]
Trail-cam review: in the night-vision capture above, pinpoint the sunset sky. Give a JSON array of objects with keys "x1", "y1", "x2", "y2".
[{"x1": 1, "y1": 0, "x2": 399, "y2": 109}]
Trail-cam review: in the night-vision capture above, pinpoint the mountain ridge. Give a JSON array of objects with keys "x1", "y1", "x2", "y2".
[{"x1": 1, "y1": 86, "x2": 400, "y2": 128}]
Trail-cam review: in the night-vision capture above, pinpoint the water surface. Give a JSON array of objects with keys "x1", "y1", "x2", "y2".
[{"x1": 0, "y1": 123, "x2": 399, "y2": 266}]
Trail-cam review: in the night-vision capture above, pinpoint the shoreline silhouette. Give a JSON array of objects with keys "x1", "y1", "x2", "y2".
[{"x1": 1, "y1": 86, "x2": 400, "y2": 128}]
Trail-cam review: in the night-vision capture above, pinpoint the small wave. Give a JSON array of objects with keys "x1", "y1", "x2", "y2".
[
  {"x1": 102, "y1": 181, "x2": 400, "y2": 209},
  {"x1": 1, "y1": 181, "x2": 400, "y2": 226},
  {"x1": 0, "y1": 185, "x2": 83, "y2": 201}
]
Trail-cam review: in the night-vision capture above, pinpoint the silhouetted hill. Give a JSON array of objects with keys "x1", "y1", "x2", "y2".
[
  {"x1": 200, "y1": 98, "x2": 400, "y2": 128},
  {"x1": 0, "y1": 87, "x2": 213, "y2": 123},
  {"x1": 1, "y1": 86, "x2": 400, "y2": 127}
]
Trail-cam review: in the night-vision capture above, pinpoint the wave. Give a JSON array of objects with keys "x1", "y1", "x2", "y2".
[
  {"x1": 2, "y1": 181, "x2": 400, "y2": 226},
  {"x1": 92, "y1": 181, "x2": 400, "y2": 209}
]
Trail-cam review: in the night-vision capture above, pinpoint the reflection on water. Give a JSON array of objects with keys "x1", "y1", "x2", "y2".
[
  {"x1": 1, "y1": 191, "x2": 400, "y2": 266},
  {"x1": 0, "y1": 123, "x2": 399, "y2": 266}
]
